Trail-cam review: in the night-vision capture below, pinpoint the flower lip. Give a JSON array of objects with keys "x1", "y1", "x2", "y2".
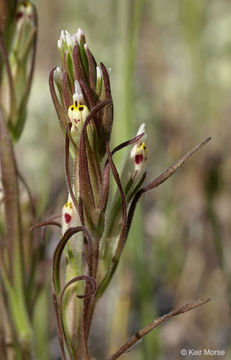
[
  {"x1": 64, "y1": 213, "x2": 72, "y2": 223},
  {"x1": 62, "y1": 198, "x2": 79, "y2": 234},
  {"x1": 130, "y1": 123, "x2": 146, "y2": 159},
  {"x1": 130, "y1": 124, "x2": 147, "y2": 172},
  {"x1": 135, "y1": 153, "x2": 144, "y2": 165},
  {"x1": 68, "y1": 100, "x2": 89, "y2": 128},
  {"x1": 16, "y1": 1, "x2": 33, "y2": 22}
]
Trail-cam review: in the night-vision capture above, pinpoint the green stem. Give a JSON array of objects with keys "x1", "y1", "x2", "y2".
[{"x1": 0, "y1": 109, "x2": 32, "y2": 353}]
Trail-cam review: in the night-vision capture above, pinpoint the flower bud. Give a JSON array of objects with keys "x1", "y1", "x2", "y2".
[
  {"x1": 53, "y1": 66, "x2": 63, "y2": 86},
  {"x1": 58, "y1": 29, "x2": 74, "y2": 63}
]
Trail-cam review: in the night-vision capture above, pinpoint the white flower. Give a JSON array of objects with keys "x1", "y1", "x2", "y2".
[
  {"x1": 130, "y1": 123, "x2": 147, "y2": 173},
  {"x1": 68, "y1": 100, "x2": 89, "y2": 145},
  {"x1": 62, "y1": 197, "x2": 78, "y2": 235}
]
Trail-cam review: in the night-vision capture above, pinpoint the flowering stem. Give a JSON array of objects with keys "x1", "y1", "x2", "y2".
[{"x1": 50, "y1": 27, "x2": 211, "y2": 359}]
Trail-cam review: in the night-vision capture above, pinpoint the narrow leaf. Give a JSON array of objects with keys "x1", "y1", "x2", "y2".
[
  {"x1": 108, "y1": 297, "x2": 211, "y2": 360},
  {"x1": 52, "y1": 226, "x2": 93, "y2": 294},
  {"x1": 143, "y1": 137, "x2": 211, "y2": 192},
  {"x1": 62, "y1": 71, "x2": 72, "y2": 111},
  {"x1": 79, "y1": 100, "x2": 112, "y2": 216}
]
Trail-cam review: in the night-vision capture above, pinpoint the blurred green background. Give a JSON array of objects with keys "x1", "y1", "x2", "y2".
[{"x1": 17, "y1": 0, "x2": 231, "y2": 358}]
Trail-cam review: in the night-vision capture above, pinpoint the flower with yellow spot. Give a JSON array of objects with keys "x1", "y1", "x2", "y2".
[
  {"x1": 68, "y1": 100, "x2": 89, "y2": 125},
  {"x1": 68, "y1": 100, "x2": 89, "y2": 145},
  {"x1": 130, "y1": 123, "x2": 147, "y2": 173},
  {"x1": 62, "y1": 198, "x2": 78, "y2": 235},
  {"x1": 133, "y1": 142, "x2": 147, "y2": 171},
  {"x1": 16, "y1": 1, "x2": 33, "y2": 23}
]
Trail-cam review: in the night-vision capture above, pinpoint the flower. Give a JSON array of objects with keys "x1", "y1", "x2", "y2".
[
  {"x1": 130, "y1": 123, "x2": 147, "y2": 173},
  {"x1": 62, "y1": 198, "x2": 79, "y2": 235},
  {"x1": 16, "y1": 1, "x2": 33, "y2": 23},
  {"x1": 68, "y1": 100, "x2": 89, "y2": 145}
]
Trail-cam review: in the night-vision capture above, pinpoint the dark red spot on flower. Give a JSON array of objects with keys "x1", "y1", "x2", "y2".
[
  {"x1": 16, "y1": 11, "x2": 23, "y2": 20},
  {"x1": 64, "y1": 213, "x2": 72, "y2": 224},
  {"x1": 135, "y1": 154, "x2": 143, "y2": 165},
  {"x1": 79, "y1": 106, "x2": 84, "y2": 111}
]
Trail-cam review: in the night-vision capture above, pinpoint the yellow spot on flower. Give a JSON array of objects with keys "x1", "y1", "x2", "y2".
[
  {"x1": 131, "y1": 142, "x2": 147, "y2": 171},
  {"x1": 64, "y1": 201, "x2": 72, "y2": 209},
  {"x1": 137, "y1": 142, "x2": 147, "y2": 151}
]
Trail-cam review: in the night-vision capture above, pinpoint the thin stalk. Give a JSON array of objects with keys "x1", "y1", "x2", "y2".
[
  {"x1": 108, "y1": 297, "x2": 211, "y2": 360},
  {"x1": 0, "y1": 109, "x2": 32, "y2": 353}
]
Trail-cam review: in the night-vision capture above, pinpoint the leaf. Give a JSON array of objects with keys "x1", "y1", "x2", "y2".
[
  {"x1": 49, "y1": 68, "x2": 69, "y2": 132},
  {"x1": 107, "y1": 297, "x2": 211, "y2": 360},
  {"x1": 52, "y1": 226, "x2": 93, "y2": 294}
]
